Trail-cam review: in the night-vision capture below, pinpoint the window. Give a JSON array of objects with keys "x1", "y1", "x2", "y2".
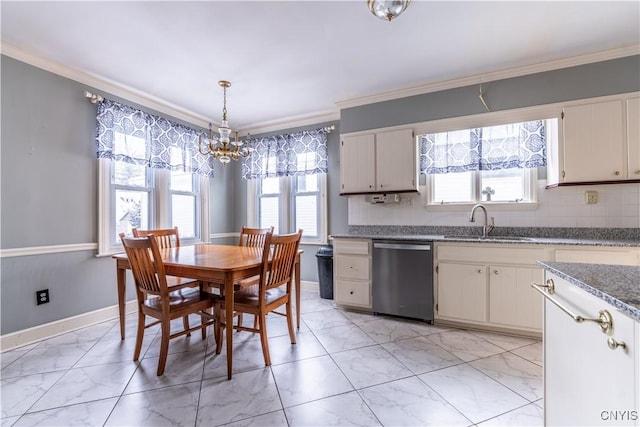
[
  {"x1": 96, "y1": 99, "x2": 212, "y2": 255},
  {"x1": 245, "y1": 128, "x2": 329, "y2": 244},
  {"x1": 421, "y1": 119, "x2": 554, "y2": 206}
]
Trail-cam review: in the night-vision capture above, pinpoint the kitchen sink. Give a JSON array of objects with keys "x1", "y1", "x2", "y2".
[{"x1": 443, "y1": 235, "x2": 533, "y2": 242}]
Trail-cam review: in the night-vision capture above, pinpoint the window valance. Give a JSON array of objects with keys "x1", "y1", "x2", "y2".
[
  {"x1": 95, "y1": 98, "x2": 215, "y2": 178},
  {"x1": 242, "y1": 128, "x2": 328, "y2": 179},
  {"x1": 419, "y1": 120, "x2": 547, "y2": 174}
]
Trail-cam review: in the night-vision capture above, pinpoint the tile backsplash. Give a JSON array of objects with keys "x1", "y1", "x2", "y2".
[{"x1": 348, "y1": 181, "x2": 640, "y2": 229}]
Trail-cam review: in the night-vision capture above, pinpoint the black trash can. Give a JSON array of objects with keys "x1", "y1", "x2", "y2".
[{"x1": 316, "y1": 245, "x2": 334, "y2": 299}]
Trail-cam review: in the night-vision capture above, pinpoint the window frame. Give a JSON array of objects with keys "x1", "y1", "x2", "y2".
[{"x1": 247, "y1": 173, "x2": 327, "y2": 245}]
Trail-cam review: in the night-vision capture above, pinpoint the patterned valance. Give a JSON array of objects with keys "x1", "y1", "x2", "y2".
[
  {"x1": 95, "y1": 99, "x2": 215, "y2": 178},
  {"x1": 419, "y1": 120, "x2": 547, "y2": 174},
  {"x1": 242, "y1": 128, "x2": 328, "y2": 179}
]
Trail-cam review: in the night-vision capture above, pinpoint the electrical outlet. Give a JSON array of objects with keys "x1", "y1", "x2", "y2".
[
  {"x1": 36, "y1": 289, "x2": 50, "y2": 305},
  {"x1": 585, "y1": 191, "x2": 598, "y2": 204}
]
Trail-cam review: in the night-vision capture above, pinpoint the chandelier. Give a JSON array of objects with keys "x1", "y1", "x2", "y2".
[
  {"x1": 199, "y1": 80, "x2": 251, "y2": 164},
  {"x1": 367, "y1": 0, "x2": 411, "y2": 21}
]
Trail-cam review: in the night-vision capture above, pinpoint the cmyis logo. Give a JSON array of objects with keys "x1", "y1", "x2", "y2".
[{"x1": 600, "y1": 410, "x2": 638, "y2": 421}]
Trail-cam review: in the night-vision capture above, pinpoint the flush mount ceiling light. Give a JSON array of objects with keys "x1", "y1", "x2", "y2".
[
  {"x1": 198, "y1": 80, "x2": 252, "y2": 164},
  {"x1": 367, "y1": 0, "x2": 411, "y2": 21}
]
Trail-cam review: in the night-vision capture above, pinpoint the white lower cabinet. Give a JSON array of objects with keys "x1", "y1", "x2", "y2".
[
  {"x1": 543, "y1": 272, "x2": 638, "y2": 425},
  {"x1": 333, "y1": 238, "x2": 372, "y2": 309},
  {"x1": 437, "y1": 262, "x2": 487, "y2": 323},
  {"x1": 489, "y1": 266, "x2": 544, "y2": 330}
]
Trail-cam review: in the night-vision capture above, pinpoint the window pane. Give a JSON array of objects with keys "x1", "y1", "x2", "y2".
[
  {"x1": 171, "y1": 170, "x2": 193, "y2": 192},
  {"x1": 115, "y1": 189, "x2": 149, "y2": 241},
  {"x1": 261, "y1": 177, "x2": 280, "y2": 194},
  {"x1": 172, "y1": 194, "x2": 196, "y2": 237},
  {"x1": 432, "y1": 172, "x2": 473, "y2": 203},
  {"x1": 114, "y1": 161, "x2": 147, "y2": 186},
  {"x1": 480, "y1": 169, "x2": 525, "y2": 202},
  {"x1": 259, "y1": 196, "x2": 279, "y2": 234},
  {"x1": 296, "y1": 174, "x2": 318, "y2": 192},
  {"x1": 295, "y1": 195, "x2": 318, "y2": 236}
]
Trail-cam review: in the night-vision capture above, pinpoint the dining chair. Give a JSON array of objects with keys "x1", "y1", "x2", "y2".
[
  {"x1": 131, "y1": 226, "x2": 199, "y2": 333},
  {"x1": 214, "y1": 229, "x2": 302, "y2": 366},
  {"x1": 119, "y1": 233, "x2": 218, "y2": 376}
]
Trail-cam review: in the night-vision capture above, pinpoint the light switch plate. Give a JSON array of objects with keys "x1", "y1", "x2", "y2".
[{"x1": 585, "y1": 191, "x2": 598, "y2": 204}]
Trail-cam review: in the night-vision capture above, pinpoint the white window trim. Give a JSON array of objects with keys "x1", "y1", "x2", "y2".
[
  {"x1": 246, "y1": 174, "x2": 328, "y2": 245},
  {"x1": 97, "y1": 158, "x2": 210, "y2": 256}
]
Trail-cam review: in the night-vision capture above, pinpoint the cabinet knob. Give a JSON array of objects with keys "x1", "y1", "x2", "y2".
[
  {"x1": 350, "y1": 291, "x2": 354, "y2": 295},
  {"x1": 635, "y1": 170, "x2": 640, "y2": 175},
  {"x1": 369, "y1": 185, "x2": 373, "y2": 188},
  {"x1": 607, "y1": 337, "x2": 626, "y2": 351},
  {"x1": 493, "y1": 270, "x2": 499, "y2": 275},
  {"x1": 477, "y1": 269, "x2": 483, "y2": 274},
  {"x1": 614, "y1": 171, "x2": 621, "y2": 176}
]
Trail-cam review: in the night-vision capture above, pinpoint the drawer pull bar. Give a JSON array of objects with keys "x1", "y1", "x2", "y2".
[{"x1": 531, "y1": 282, "x2": 614, "y2": 334}]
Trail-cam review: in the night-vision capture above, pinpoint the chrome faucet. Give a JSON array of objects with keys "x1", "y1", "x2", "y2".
[{"x1": 469, "y1": 203, "x2": 495, "y2": 237}]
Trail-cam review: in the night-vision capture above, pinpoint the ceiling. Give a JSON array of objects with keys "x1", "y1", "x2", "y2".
[{"x1": 2, "y1": 1, "x2": 639, "y2": 133}]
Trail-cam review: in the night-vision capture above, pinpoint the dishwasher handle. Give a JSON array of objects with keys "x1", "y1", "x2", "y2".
[{"x1": 373, "y1": 242, "x2": 431, "y2": 251}]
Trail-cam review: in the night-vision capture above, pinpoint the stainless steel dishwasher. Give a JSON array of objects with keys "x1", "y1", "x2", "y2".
[{"x1": 372, "y1": 240, "x2": 434, "y2": 322}]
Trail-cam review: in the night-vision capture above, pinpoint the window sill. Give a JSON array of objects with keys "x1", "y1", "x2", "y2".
[{"x1": 425, "y1": 202, "x2": 539, "y2": 211}]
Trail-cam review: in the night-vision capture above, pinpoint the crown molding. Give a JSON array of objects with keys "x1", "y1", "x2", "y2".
[
  {"x1": 335, "y1": 44, "x2": 640, "y2": 110},
  {"x1": 1, "y1": 42, "x2": 211, "y2": 129}
]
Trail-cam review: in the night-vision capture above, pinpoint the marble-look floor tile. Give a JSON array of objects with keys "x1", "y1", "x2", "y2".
[
  {"x1": 420, "y1": 364, "x2": 529, "y2": 424},
  {"x1": 298, "y1": 296, "x2": 335, "y2": 314},
  {"x1": 301, "y1": 309, "x2": 351, "y2": 330},
  {"x1": 1, "y1": 372, "x2": 65, "y2": 418},
  {"x1": 271, "y1": 355, "x2": 353, "y2": 408},
  {"x1": 1, "y1": 416, "x2": 20, "y2": 426},
  {"x1": 312, "y1": 324, "x2": 376, "y2": 353},
  {"x1": 101, "y1": 313, "x2": 160, "y2": 341},
  {"x1": 1, "y1": 344, "x2": 90, "y2": 379},
  {"x1": 468, "y1": 330, "x2": 539, "y2": 351},
  {"x1": 357, "y1": 318, "x2": 420, "y2": 344},
  {"x1": 331, "y1": 345, "x2": 412, "y2": 389},
  {"x1": 477, "y1": 403, "x2": 543, "y2": 426},
  {"x1": 511, "y1": 341, "x2": 543, "y2": 367},
  {"x1": 37, "y1": 322, "x2": 114, "y2": 348},
  {"x1": 197, "y1": 368, "x2": 282, "y2": 426},
  {"x1": 75, "y1": 336, "x2": 153, "y2": 367},
  {"x1": 470, "y1": 352, "x2": 543, "y2": 401},
  {"x1": 404, "y1": 321, "x2": 453, "y2": 336},
  {"x1": 202, "y1": 336, "x2": 268, "y2": 379},
  {"x1": 268, "y1": 331, "x2": 327, "y2": 365},
  {"x1": 426, "y1": 330, "x2": 505, "y2": 362},
  {"x1": 382, "y1": 336, "x2": 462, "y2": 374},
  {"x1": 13, "y1": 397, "x2": 118, "y2": 426},
  {"x1": 124, "y1": 349, "x2": 205, "y2": 394},
  {"x1": 220, "y1": 410, "x2": 288, "y2": 427},
  {"x1": 534, "y1": 398, "x2": 544, "y2": 409},
  {"x1": 29, "y1": 361, "x2": 138, "y2": 412},
  {"x1": 106, "y1": 382, "x2": 200, "y2": 426},
  {"x1": 1, "y1": 349, "x2": 29, "y2": 370},
  {"x1": 338, "y1": 309, "x2": 375, "y2": 326},
  {"x1": 143, "y1": 332, "x2": 209, "y2": 358},
  {"x1": 360, "y1": 376, "x2": 471, "y2": 426},
  {"x1": 285, "y1": 391, "x2": 381, "y2": 426}
]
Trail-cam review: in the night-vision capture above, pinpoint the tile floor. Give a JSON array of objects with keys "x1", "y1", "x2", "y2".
[{"x1": 1, "y1": 289, "x2": 544, "y2": 426}]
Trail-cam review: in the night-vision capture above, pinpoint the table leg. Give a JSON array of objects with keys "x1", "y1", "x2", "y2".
[
  {"x1": 295, "y1": 257, "x2": 301, "y2": 329},
  {"x1": 117, "y1": 265, "x2": 126, "y2": 340},
  {"x1": 225, "y1": 273, "x2": 234, "y2": 380}
]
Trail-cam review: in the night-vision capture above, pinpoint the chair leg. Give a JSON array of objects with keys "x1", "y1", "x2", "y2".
[
  {"x1": 133, "y1": 310, "x2": 146, "y2": 361},
  {"x1": 200, "y1": 313, "x2": 207, "y2": 340},
  {"x1": 214, "y1": 306, "x2": 223, "y2": 354},
  {"x1": 183, "y1": 316, "x2": 191, "y2": 337},
  {"x1": 157, "y1": 318, "x2": 171, "y2": 376},
  {"x1": 258, "y1": 313, "x2": 271, "y2": 366},
  {"x1": 286, "y1": 301, "x2": 297, "y2": 345}
]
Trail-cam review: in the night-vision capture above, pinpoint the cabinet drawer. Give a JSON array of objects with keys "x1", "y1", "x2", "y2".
[
  {"x1": 334, "y1": 239, "x2": 370, "y2": 255},
  {"x1": 335, "y1": 255, "x2": 370, "y2": 280},
  {"x1": 555, "y1": 249, "x2": 639, "y2": 266},
  {"x1": 335, "y1": 279, "x2": 371, "y2": 307}
]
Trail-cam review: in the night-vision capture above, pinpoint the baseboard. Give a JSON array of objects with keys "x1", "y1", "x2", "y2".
[{"x1": 0, "y1": 300, "x2": 138, "y2": 352}]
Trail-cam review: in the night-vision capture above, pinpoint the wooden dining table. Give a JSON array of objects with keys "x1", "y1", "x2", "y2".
[{"x1": 112, "y1": 243, "x2": 302, "y2": 380}]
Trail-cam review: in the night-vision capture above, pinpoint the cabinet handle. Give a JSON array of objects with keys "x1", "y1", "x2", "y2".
[
  {"x1": 531, "y1": 282, "x2": 614, "y2": 334},
  {"x1": 615, "y1": 171, "x2": 621, "y2": 176},
  {"x1": 607, "y1": 337, "x2": 626, "y2": 351}
]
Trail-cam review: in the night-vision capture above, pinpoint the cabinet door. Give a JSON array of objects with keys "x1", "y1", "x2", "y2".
[
  {"x1": 545, "y1": 273, "x2": 637, "y2": 425},
  {"x1": 562, "y1": 100, "x2": 625, "y2": 182},
  {"x1": 489, "y1": 266, "x2": 543, "y2": 331},
  {"x1": 340, "y1": 134, "x2": 376, "y2": 194},
  {"x1": 375, "y1": 128, "x2": 417, "y2": 192},
  {"x1": 437, "y1": 262, "x2": 487, "y2": 323},
  {"x1": 627, "y1": 96, "x2": 640, "y2": 179}
]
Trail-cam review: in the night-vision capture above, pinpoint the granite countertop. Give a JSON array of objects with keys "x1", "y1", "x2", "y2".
[
  {"x1": 330, "y1": 226, "x2": 640, "y2": 247},
  {"x1": 538, "y1": 261, "x2": 640, "y2": 321}
]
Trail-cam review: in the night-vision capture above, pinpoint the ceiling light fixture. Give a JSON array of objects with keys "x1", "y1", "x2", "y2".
[
  {"x1": 367, "y1": 0, "x2": 411, "y2": 21},
  {"x1": 199, "y1": 80, "x2": 251, "y2": 164}
]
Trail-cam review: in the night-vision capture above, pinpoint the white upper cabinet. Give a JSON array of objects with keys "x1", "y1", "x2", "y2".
[
  {"x1": 550, "y1": 93, "x2": 639, "y2": 185},
  {"x1": 340, "y1": 128, "x2": 417, "y2": 194}
]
